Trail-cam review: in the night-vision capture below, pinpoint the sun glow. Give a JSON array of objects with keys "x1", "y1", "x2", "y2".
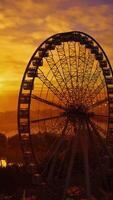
[{"x1": 0, "y1": 82, "x2": 4, "y2": 94}]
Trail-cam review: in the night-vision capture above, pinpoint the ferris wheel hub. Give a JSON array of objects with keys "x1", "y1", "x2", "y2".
[{"x1": 65, "y1": 104, "x2": 92, "y2": 122}]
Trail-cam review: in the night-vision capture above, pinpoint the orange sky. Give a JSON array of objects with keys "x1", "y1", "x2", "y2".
[{"x1": 0, "y1": 0, "x2": 113, "y2": 135}]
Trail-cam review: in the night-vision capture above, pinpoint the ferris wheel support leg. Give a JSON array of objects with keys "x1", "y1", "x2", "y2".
[
  {"x1": 62, "y1": 136, "x2": 77, "y2": 200},
  {"x1": 47, "y1": 120, "x2": 68, "y2": 182},
  {"x1": 81, "y1": 123, "x2": 91, "y2": 200},
  {"x1": 47, "y1": 138, "x2": 64, "y2": 182}
]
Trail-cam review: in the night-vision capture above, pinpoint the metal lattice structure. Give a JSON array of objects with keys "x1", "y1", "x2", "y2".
[{"x1": 18, "y1": 31, "x2": 113, "y2": 199}]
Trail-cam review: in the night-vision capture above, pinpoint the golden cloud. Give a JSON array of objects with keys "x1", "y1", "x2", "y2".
[{"x1": 0, "y1": 0, "x2": 113, "y2": 113}]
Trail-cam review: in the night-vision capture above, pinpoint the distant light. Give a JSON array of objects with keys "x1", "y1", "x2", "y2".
[
  {"x1": 8, "y1": 162, "x2": 13, "y2": 166},
  {"x1": 0, "y1": 159, "x2": 7, "y2": 168}
]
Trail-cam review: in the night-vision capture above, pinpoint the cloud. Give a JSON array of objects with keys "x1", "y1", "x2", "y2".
[
  {"x1": 0, "y1": 13, "x2": 14, "y2": 29},
  {"x1": 0, "y1": 0, "x2": 113, "y2": 114}
]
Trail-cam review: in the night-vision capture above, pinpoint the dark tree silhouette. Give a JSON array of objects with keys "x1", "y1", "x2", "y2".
[{"x1": 0, "y1": 133, "x2": 7, "y2": 158}]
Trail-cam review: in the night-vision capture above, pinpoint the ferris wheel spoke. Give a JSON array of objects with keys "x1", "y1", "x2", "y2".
[
  {"x1": 38, "y1": 69, "x2": 65, "y2": 102},
  {"x1": 92, "y1": 114, "x2": 109, "y2": 118},
  {"x1": 67, "y1": 44, "x2": 77, "y2": 102},
  {"x1": 80, "y1": 121, "x2": 91, "y2": 199},
  {"x1": 86, "y1": 120, "x2": 110, "y2": 190},
  {"x1": 56, "y1": 44, "x2": 73, "y2": 102},
  {"x1": 79, "y1": 47, "x2": 87, "y2": 102},
  {"x1": 68, "y1": 42, "x2": 77, "y2": 80},
  {"x1": 91, "y1": 114, "x2": 109, "y2": 124},
  {"x1": 45, "y1": 52, "x2": 67, "y2": 94},
  {"x1": 89, "y1": 62, "x2": 101, "y2": 89},
  {"x1": 89, "y1": 119, "x2": 106, "y2": 139},
  {"x1": 73, "y1": 40, "x2": 78, "y2": 89},
  {"x1": 32, "y1": 94, "x2": 66, "y2": 111},
  {"x1": 78, "y1": 44, "x2": 86, "y2": 83},
  {"x1": 89, "y1": 119, "x2": 113, "y2": 160},
  {"x1": 56, "y1": 137, "x2": 72, "y2": 179},
  {"x1": 40, "y1": 121, "x2": 67, "y2": 173},
  {"x1": 42, "y1": 138, "x2": 64, "y2": 177},
  {"x1": 83, "y1": 63, "x2": 102, "y2": 102},
  {"x1": 84, "y1": 79, "x2": 106, "y2": 107},
  {"x1": 46, "y1": 120, "x2": 67, "y2": 154},
  {"x1": 89, "y1": 119, "x2": 106, "y2": 138},
  {"x1": 87, "y1": 97, "x2": 108, "y2": 110},
  {"x1": 75, "y1": 43, "x2": 80, "y2": 100},
  {"x1": 30, "y1": 114, "x2": 65, "y2": 123},
  {"x1": 77, "y1": 44, "x2": 86, "y2": 102},
  {"x1": 67, "y1": 42, "x2": 77, "y2": 102},
  {"x1": 82, "y1": 51, "x2": 94, "y2": 86},
  {"x1": 81, "y1": 54, "x2": 94, "y2": 101},
  {"x1": 63, "y1": 137, "x2": 78, "y2": 200},
  {"x1": 90, "y1": 80, "x2": 106, "y2": 101},
  {"x1": 47, "y1": 68, "x2": 71, "y2": 104},
  {"x1": 51, "y1": 118, "x2": 67, "y2": 135},
  {"x1": 47, "y1": 119, "x2": 69, "y2": 181}
]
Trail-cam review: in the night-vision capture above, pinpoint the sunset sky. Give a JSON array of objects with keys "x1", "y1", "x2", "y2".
[
  {"x1": 0, "y1": 0, "x2": 113, "y2": 111},
  {"x1": 0, "y1": 0, "x2": 113, "y2": 113}
]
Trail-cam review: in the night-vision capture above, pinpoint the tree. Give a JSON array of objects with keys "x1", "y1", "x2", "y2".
[
  {"x1": 0, "y1": 133, "x2": 7, "y2": 158},
  {"x1": 0, "y1": 133, "x2": 7, "y2": 148}
]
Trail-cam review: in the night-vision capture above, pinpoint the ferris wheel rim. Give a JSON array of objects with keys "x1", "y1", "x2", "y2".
[{"x1": 18, "y1": 31, "x2": 113, "y2": 175}]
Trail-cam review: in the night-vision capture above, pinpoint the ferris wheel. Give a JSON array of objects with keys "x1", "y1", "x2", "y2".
[{"x1": 18, "y1": 31, "x2": 113, "y2": 199}]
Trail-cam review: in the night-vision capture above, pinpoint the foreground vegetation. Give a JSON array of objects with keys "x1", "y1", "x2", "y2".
[
  {"x1": 0, "y1": 132, "x2": 113, "y2": 199},
  {"x1": 0, "y1": 132, "x2": 57, "y2": 163}
]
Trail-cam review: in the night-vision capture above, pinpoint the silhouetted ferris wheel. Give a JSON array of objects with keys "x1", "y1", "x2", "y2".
[{"x1": 18, "y1": 31, "x2": 113, "y2": 199}]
